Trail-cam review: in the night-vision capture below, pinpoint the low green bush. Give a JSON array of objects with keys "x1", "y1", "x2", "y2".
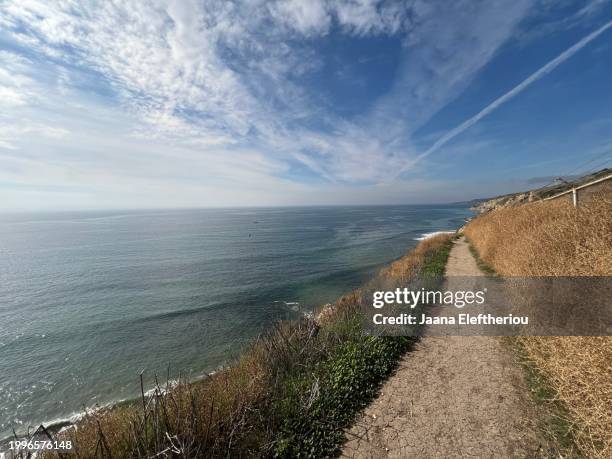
[
  {"x1": 271, "y1": 237, "x2": 453, "y2": 457},
  {"x1": 274, "y1": 336, "x2": 413, "y2": 458}
]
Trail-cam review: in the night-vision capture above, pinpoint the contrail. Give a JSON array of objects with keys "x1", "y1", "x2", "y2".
[{"x1": 399, "y1": 19, "x2": 612, "y2": 174}]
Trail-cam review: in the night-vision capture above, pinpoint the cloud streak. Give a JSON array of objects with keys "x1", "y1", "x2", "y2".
[
  {"x1": 1, "y1": 1, "x2": 610, "y2": 209},
  {"x1": 0, "y1": 0, "x2": 537, "y2": 186},
  {"x1": 400, "y1": 19, "x2": 612, "y2": 173}
]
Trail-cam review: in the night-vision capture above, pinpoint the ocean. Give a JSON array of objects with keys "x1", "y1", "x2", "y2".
[{"x1": 0, "y1": 205, "x2": 471, "y2": 439}]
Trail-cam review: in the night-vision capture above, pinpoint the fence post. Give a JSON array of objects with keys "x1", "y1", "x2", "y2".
[{"x1": 572, "y1": 187, "x2": 577, "y2": 207}]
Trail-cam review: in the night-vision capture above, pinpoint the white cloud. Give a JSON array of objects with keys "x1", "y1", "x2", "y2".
[
  {"x1": 1, "y1": 0, "x2": 591, "y2": 209},
  {"x1": 333, "y1": 0, "x2": 406, "y2": 35},
  {"x1": 269, "y1": 0, "x2": 331, "y2": 35},
  {"x1": 397, "y1": 18, "x2": 612, "y2": 175},
  {"x1": 0, "y1": 86, "x2": 28, "y2": 107},
  {"x1": 369, "y1": 0, "x2": 533, "y2": 133}
]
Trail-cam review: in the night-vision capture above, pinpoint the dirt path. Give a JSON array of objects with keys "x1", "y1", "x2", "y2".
[{"x1": 342, "y1": 237, "x2": 546, "y2": 458}]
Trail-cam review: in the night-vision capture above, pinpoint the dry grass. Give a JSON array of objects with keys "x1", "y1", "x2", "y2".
[
  {"x1": 24, "y1": 235, "x2": 453, "y2": 458},
  {"x1": 465, "y1": 194, "x2": 612, "y2": 458},
  {"x1": 317, "y1": 234, "x2": 453, "y2": 325},
  {"x1": 383, "y1": 233, "x2": 454, "y2": 280},
  {"x1": 464, "y1": 194, "x2": 611, "y2": 276},
  {"x1": 62, "y1": 326, "x2": 292, "y2": 457}
]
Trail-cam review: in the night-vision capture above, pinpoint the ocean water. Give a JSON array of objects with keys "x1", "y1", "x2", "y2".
[{"x1": 0, "y1": 205, "x2": 471, "y2": 438}]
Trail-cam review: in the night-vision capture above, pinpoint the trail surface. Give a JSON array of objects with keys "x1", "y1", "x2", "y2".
[{"x1": 342, "y1": 237, "x2": 546, "y2": 458}]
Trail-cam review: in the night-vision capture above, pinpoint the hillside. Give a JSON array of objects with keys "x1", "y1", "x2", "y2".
[
  {"x1": 472, "y1": 167, "x2": 611, "y2": 213},
  {"x1": 464, "y1": 194, "x2": 612, "y2": 457}
]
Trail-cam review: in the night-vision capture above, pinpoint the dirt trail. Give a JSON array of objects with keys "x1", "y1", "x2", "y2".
[{"x1": 342, "y1": 237, "x2": 546, "y2": 458}]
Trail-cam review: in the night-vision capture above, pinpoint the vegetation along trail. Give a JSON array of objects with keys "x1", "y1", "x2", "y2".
[{"x1": 342, "y1": 237, "x2": 548, "y2": 458}]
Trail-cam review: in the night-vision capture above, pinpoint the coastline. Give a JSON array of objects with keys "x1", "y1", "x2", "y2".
[
  {"x1": 0, "y1": 367, "x2": 224, "y2": 450},
  {"x1": 2, "y1": 228, "x2": 459, "y2": 452},
  {"x1": 0, "y1": 205, "x2": 472, "y2": 440}
]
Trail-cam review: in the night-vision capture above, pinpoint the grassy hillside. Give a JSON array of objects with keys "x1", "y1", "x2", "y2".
[
  {"x1": 472, "y1": 167, "x2": 611, "y2": 213},
  {"x1": 33, "y1": 236, "x2": 453, "y2": 458},
  {"x1": 464, "y1": 193, "x2": 612, "y2": 458}
]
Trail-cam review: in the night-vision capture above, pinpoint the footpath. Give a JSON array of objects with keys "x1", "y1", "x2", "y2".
[{"x1": 342, "y1": 237, "x2": 547, "y2": 458}]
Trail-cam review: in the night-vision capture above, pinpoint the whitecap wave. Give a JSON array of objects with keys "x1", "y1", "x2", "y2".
[{"x1": 415, "y1": 231, "x2": 455, "y2": 241}]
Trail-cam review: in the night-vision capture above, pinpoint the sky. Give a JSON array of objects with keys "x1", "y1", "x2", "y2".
[{"x1": 1, "y1": 0, "x2": 612, "y2": 211}]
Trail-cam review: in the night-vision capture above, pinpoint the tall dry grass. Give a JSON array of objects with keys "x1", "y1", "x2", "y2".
[
  {"x1": 465, "y1": 193, "x2": 612, "y2": 458},
  {"x1": 317, "y1": 234, "x2": 452, "y2": 326},
  {"x1": 384, "y1": 233, "x2": 454, "y2": 280}
]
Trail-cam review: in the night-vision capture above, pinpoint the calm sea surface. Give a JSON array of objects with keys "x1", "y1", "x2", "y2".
[{"x1": 0, "y1": 205, "x2": 471, "y2": 438}]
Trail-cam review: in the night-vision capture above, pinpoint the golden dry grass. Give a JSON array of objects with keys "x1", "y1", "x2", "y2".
[
  {"x1": 383, "y1": 233, "x2": 453, "y2": 279},
  {"x1": 317, "y1": 234, "x2": 453, "y2": 326},
  {"x1": 465, "y1": 193, "x2": 612, "y2": 458},
  {"x1": 65, "y1": 339, "x2": 274, "y2": 456},
  {"x1": 464, "y1": 194, "x2": 611, "y2": 276}
]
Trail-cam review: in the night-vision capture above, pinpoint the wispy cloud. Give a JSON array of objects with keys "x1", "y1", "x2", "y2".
[
  {"x1": 397, "y1": 19, "x2": 612, "y2": 176},
  {"x1": 0, "y1": 1, "x2": 535, "y2": 183},
  {"x1": 0, "y1": 1, "x2": 609, "y2": 209}
]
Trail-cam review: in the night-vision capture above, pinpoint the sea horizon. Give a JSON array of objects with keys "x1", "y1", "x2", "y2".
[{"x1": 0, "y1": 201, "x2": 475, "y2": 217}]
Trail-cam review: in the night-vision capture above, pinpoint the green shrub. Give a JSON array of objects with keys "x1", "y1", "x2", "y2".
[
  {"x1": 273, "y1": 336, "x2": 413, "y2": 458},
  {"x1": 272, "y1": 236, "x2": 453, "y2": 457}
]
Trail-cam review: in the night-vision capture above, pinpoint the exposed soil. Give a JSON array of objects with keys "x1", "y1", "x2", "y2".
[{"x1": 341, "y1": 237, "x2": 548, "y2": 458}]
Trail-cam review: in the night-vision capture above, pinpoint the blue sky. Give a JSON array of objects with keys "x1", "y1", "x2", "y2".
[{"x1": 1, "y1": 0, "x2": 611, "y2": 210}]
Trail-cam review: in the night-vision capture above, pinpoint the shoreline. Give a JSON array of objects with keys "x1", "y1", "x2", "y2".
[
  {"x1": 1, "y1": 229, "x2": 458, "y2": 451},
  {"x1": 0, "y1": 368, "x2": 222, "y2": 450}
]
